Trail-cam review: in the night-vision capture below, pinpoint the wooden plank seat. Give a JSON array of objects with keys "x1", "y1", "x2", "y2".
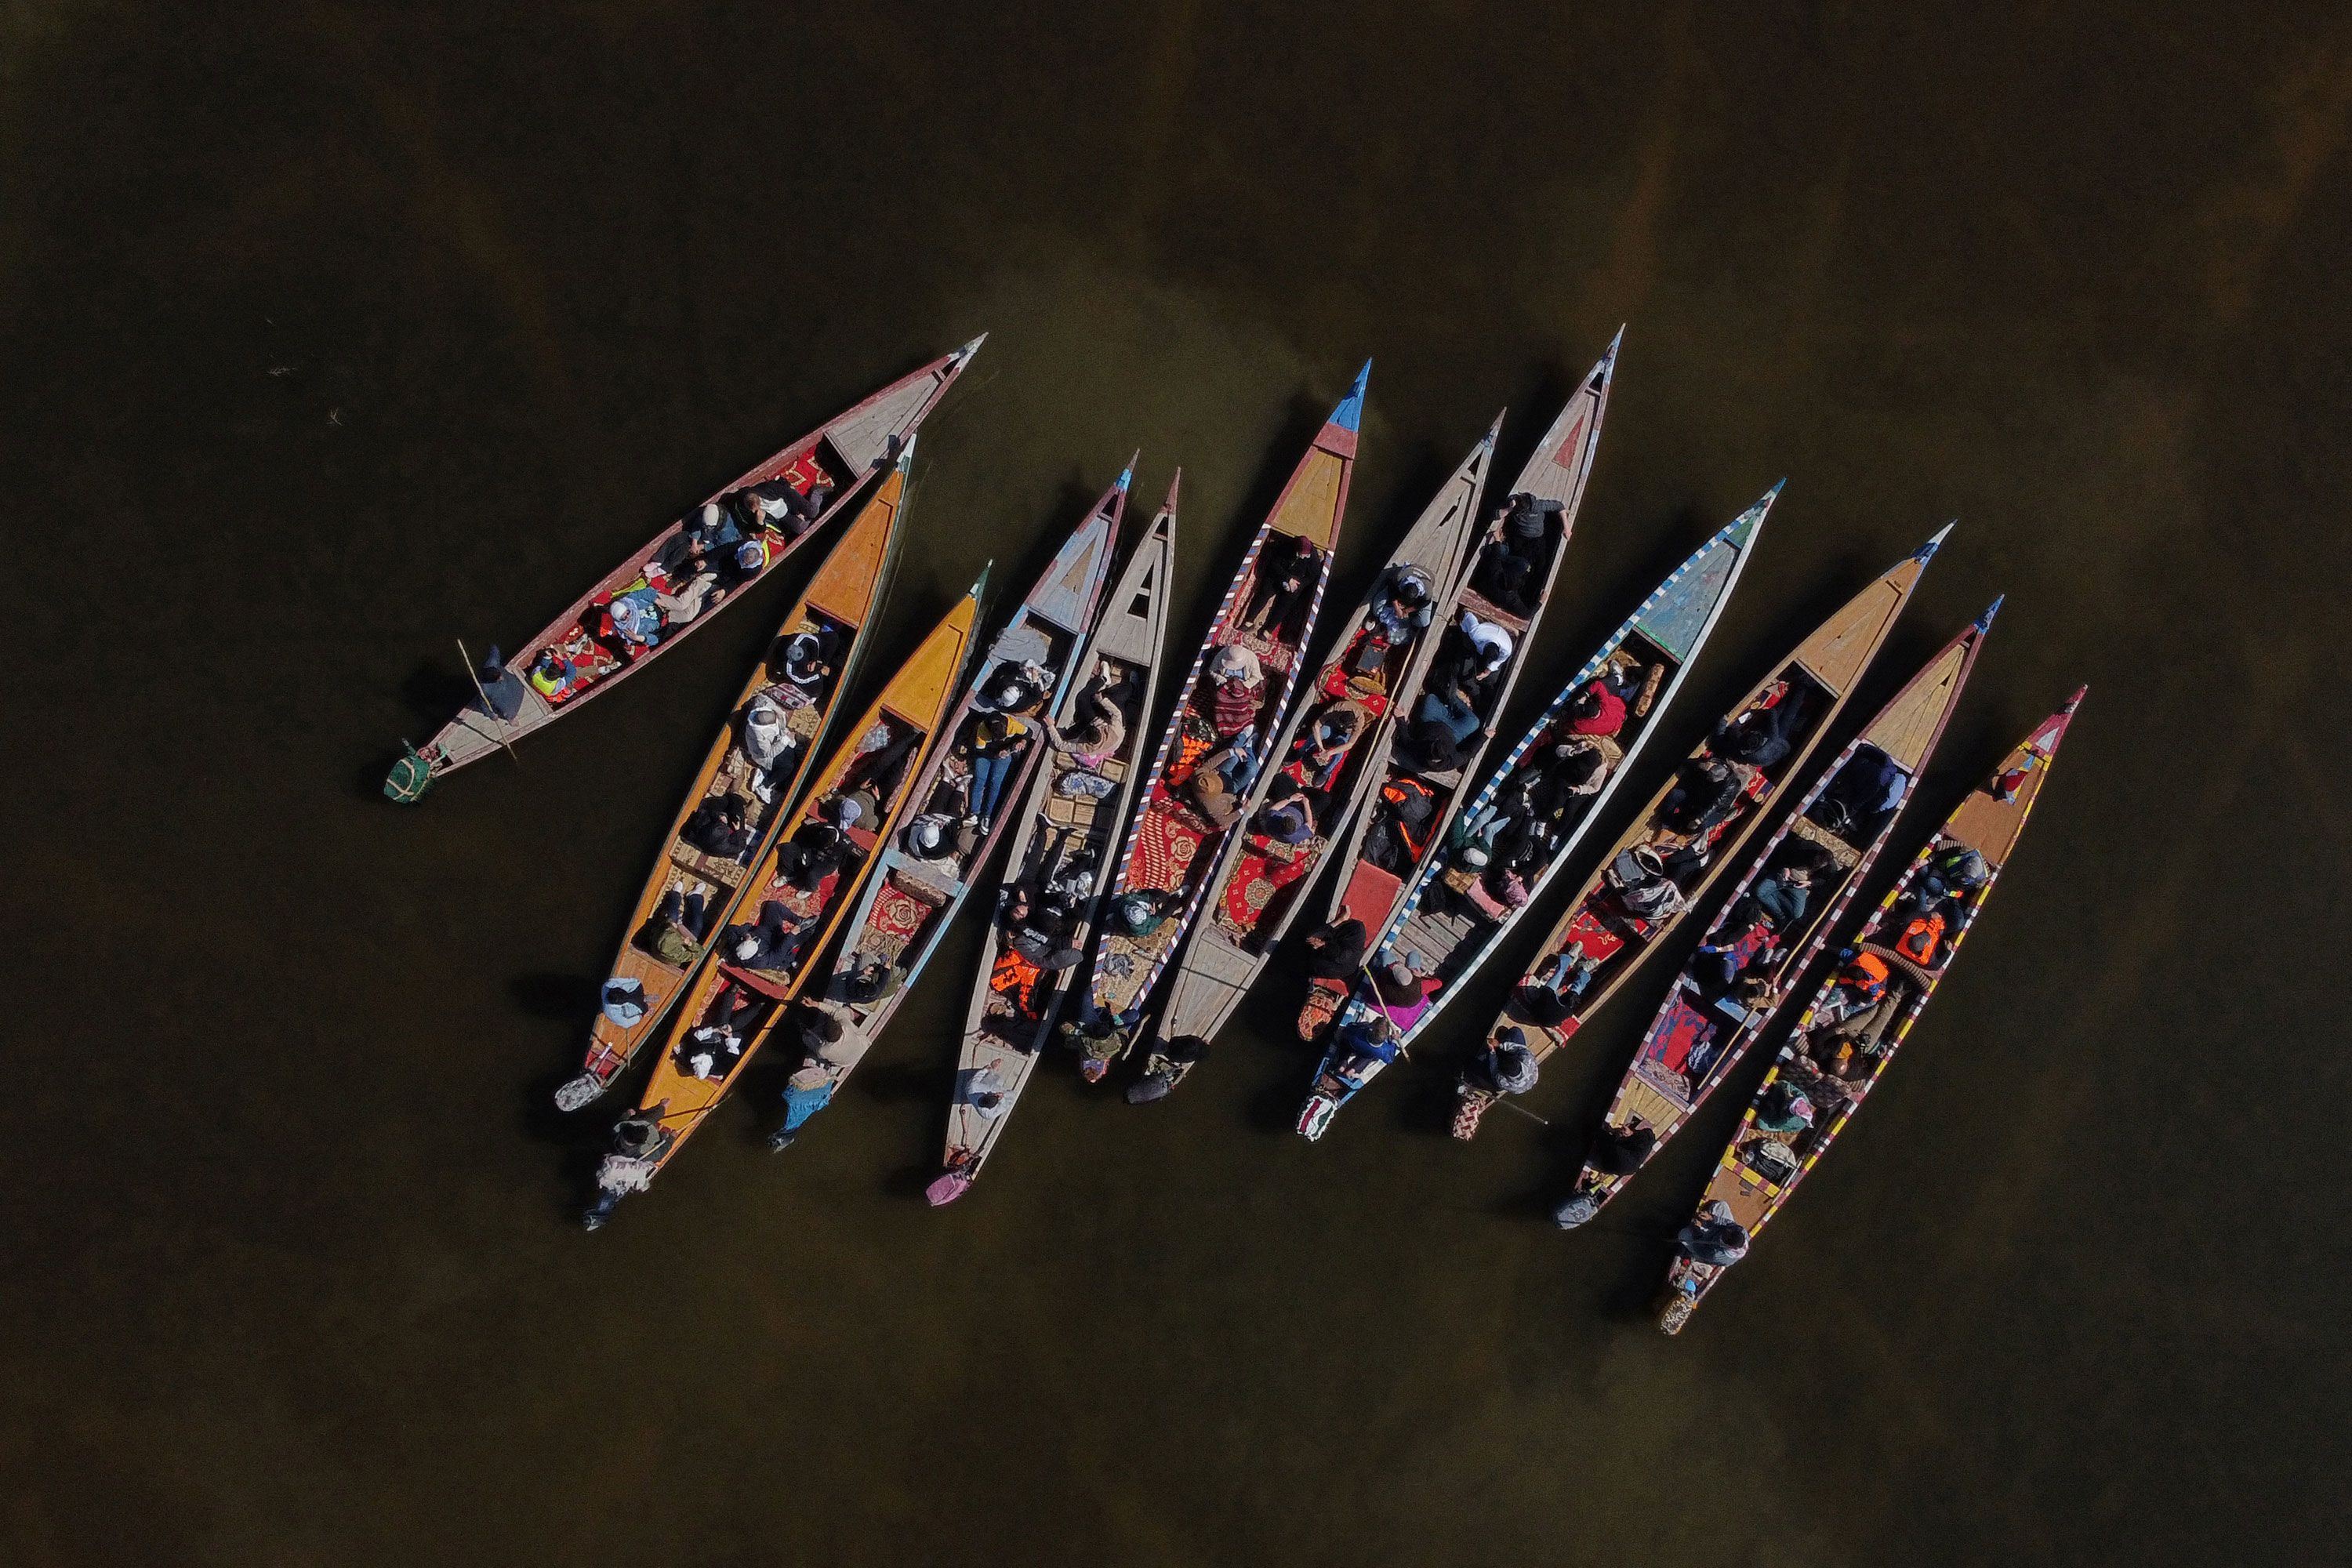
[{"x1": 1783, "y1": 811, "x2": 1864, "y2": 871}]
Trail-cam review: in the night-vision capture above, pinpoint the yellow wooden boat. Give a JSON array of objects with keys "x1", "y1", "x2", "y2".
[
  {"x1": 1657, "y1": 690, "x2": 2085, "y2": 1333},
  {"x1": 1451, "y1": 527, "x2": 1951, "y2": 1140},
  {"x1": 583, "y1": 571, "x2": 985, "y2": 1226},
  {"x1": 553, "y1": 448, "x2": 914, "y2": 1112}
]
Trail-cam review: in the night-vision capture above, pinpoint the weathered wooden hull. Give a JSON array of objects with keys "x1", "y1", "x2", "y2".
[
  {"x1": 1657, "y1": 691, "x2": 2084, "y2": 1332},
  {"x1": 1295, "y1": 487, "x2": 1775, "y2": 1139},
  {"x1": 1450, "y1": 525, "x2": 1951, "y2": 1140},
  {"x1": 397, "y1": 339, "x2": 981, "y2": 789},
  {"x1": 556, "y1": 453, "x2": 913, "y2": 1110},
  {"x1": 1083, "y1": 365, "x2": 1369, "y2": 1059},
  {"x1": 1319, "y1": 336, "x2": 1621, "y2": 953},
  {"x1": 583, "y1": 577, "x2": 983, "y2": 1221},
  {"x1": 781, "y1": 467, "x2": 1131, "y2": 1146},
  {"x1": 931, "y1": 477, "x2": 1180, "y2": 1203},
  {"x1": 1141, "y1": 419, "x2": 1497, "y2": 1074},
  {"x1": 1552, "y1": 604, "x2": 1995, "y2": 1228}
]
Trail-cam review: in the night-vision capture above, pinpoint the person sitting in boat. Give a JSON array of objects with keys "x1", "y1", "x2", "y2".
[
  {"x1": 1591, "y1": 1118, "x2": 1657, "y2": 1178},
  {"x1": 1561, "y1": 680, "x2": 1627, "y2": 739},
  {"x1": 1207, "y1": 644, "x2": 1267, "y2": 739},
  {"x1": 1673, "y1": 1200, "x2": 1751, "y2": 1268},
  {"x1": 1047, "y1": 664, "x2": 1129, "y2": 766},
  {"x1": 1288, "y1": 701, "x2": 1365, "y2": 795},
  {"x1": 957, "y1": 710, "x2": 1037, "y2": 830},
  {"x1": 678, "y1": 984, "x2": 763, "y2": 1080},
  {"x1": 1301, "y1": 916, "x2": 1368, "y2": 987},
  {"x1": 1888, "y1": 844, "x2": 1990, "y2": 953},
  {"x1": 1468, "y1": 1026, "x2": 1541, "y2": 1095},
  {"x1": 713, "y1": 537, "x2": 771, "y2": 597},
  {"x1": 836, "y1": 722, "x2": 921, "y2": 808},
  {"x1": 1395, "y1": 714, "x2": 1470, "y2": 774},
  {"x1": 600, "y1": 977, "x2": 650, "y2": 1030},
  {"x1": 1809, "y1": 743, "x2": 1906, "y2": 842},
  {"x1": 1415, "y1": 617, "x2": 1507, "y2": 746},
  {"x1": 638, "y1": 886, "x2": 711, "y2": 966},
  {"x1": 1520, "y1": 946, "x2": 1595, "y2": 1026},
  {"x1": 1108, "y1": 889, "x2": 1180, "y2": 940},
  {"x1": 1042, "y1": 848, "x2": 1096, "y2": 918},
  {"x1": 975, "y1": 661, "x2": 1049, "y2": 717},
  {"x1": 1367, "y1": 958, "x2": 1441, "y2": 1033},
  {"x1": 1811, "y1": 949, "x2": 1893, "y2": 1031},
  {"x1": 902, "y1": 813, "x2": 958, "y2": 864},
  {"x1": 1367, "y1": 564, "x2": 1438, "y2": 643},
  {"x1": 1607, "y1": 844, "x2": 1686, "y2": 924},
  {"x1": 723, "y1": 898, "x2": 814, "y2": 974},
  {"x1": 1243, "y1": 536, "x2": 1323, "y2": 640},
  {"x1": 1361, "y1": 774, "x2": 1438, "y2": 874},
  {"x1": 1188, "y1": 731, "x2": 1261, "y2": 829},
  {"x1": 728, "y1": 476, "x2": 833, "y2": 541},
  {"x1": 1462, "y1": 861, "x2": 1531, "y2": 920},
  {"x1": 1328, "y1": 1014, "x2": 1403, "y2": 1088},
  {"x1": 839, "y1": 953, "x2": 904, "y2": 1007},
  {"x1": 683, "y1": 790, "x2": 755, "y2": 860},
  {"x1": 528, "y1": 645, "x2": 583, "y2": 706},
  {"x1": 741, "y1": 691, "x2": 802, "y2": 793},
  {"x1": 654, "y1": 568, "x2": 728, "y2": 629},
  {"x1": 1660, "y1": 753, "x2": 1754, "y2": 836},
  {"x1": 1753, "y1": 1078, "x2": 1817, "y2": 1138},
  {"x1": 1254, "y1": 785, "x2": 1317, "y2": 848},
  {"x1": 1472, "y1": 493, "x2": 1564, "y2": 615},
  {"x1": 471, "y1": 644, "x2": 527, "y2": 721},
  {"x1": 1718, "y1": 681, "x2": 1812, "y2": 769},
  {"x1": 775, "y1": 629, "x2": 839, "y2": 707}
]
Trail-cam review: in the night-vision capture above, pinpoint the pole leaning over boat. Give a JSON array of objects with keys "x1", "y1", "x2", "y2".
[
  {"x1": 1655, "y1": 688, "x2": 2085, "y2": 1333},
  {"x1": 1448, "y1": 524, "x2": 1954, "y2": 1142},
  {"x1": 1295, "y1": 485, "x2": 1779, "y2": 1139},
  {"x1": 1550, "y1": 598, "x2": 1998, "y2": 1229},
  {"x1": 553, "y1": 445, "x2": 918, "y2": 1111},
  {"x1": 384, "y1": 337, "x2": 982, "y2": 801},
  {"x1": 582, "y1": 569, "x2": 987, "y2": 1228},
  {"x1": 1076, "y1": 362, "x2": 1369, "y2": 1096},
  {"x1": 930, "y1": 472, "x2": 1181, "y2": 1205}
]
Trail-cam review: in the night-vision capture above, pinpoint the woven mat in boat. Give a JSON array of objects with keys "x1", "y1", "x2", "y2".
[
  {"x1": 670, "y1": 840, "x2": 750, "y2": 888},
  {"x1": 1784, "y1": 812, "x2": 1862, "y2": 871},
  {"x1": 1296, "y1": 978, "x2": 1346, "y2": 1042},
  {"x1": 1216, "y1": 840, "x2": 1315, "y2": 939},
  {"x1": 1641, "y1": 993, "x2": 1711, "y2": 1087},
  {"x1": 860, "y1": 871, "x2": 948, "y2": 962},
  {"x1": 1130, "y1": 796, "x2": 1208, "y2": 893}
]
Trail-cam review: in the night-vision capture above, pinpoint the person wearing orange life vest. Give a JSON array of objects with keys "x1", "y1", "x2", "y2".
[
  {"x1": 1812, "y1": 949, "x2": 1892, "y2": 1029},
  {"x1": 1361, "y1": 775, "x2": 1437, "y2": 874}
]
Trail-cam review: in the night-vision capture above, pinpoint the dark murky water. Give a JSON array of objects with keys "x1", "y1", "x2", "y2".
[{"x1": 5, "y1": 4, "x2": 2347, "y2": 1563}]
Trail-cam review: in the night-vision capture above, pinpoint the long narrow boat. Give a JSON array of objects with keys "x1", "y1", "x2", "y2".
[
  {"x1": 929, "y1": 477, "x2": 1181, "y2": 1204},
  {"x1": 1449, "y1": 526, "x2": 1951, "y2": 1140},
  {"x1": 1656, "y1": 691, "x2": 2084, "y2": 1333},
  {"x1": 385, "y1": 339, "x2": 982, "y2": 800},
  {"x1": 1077, "y1": 364, "x2": 1369, "y2": 1080},
  {"x1": 1294, "y1": 488, "x2": 1777, "y2": 1139},
  {"x1": 769, "y1": 466, "x2": 1131, "y2": 1149},
  {"x1": 583, "y1": 574, "x2": 985, "y2": 1226},
  {"x1": 554, "y1": 448, "x2": 915, "y2": 1112},
  {"x1": 1317, "y1": 336, "x2": 1620, "y2": 959},
  {"x1": 1551, "y1": 601, "x2": 1997, "y2": 1228},
  {"x1": 1128, "y1": 420, "x2": 1497, "y2": 1097}
]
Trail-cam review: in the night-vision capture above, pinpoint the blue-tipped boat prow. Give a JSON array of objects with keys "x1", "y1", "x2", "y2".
[
  {"x1": 1973, "y1": 594, "x2": 2005, "y2": 634},
  {"x1": 1330, "y1": 359, "x2": 1371, "y2": 432},
  {"x1": 1915, "y1": 520, "x2": 1957, "y2": 562}
]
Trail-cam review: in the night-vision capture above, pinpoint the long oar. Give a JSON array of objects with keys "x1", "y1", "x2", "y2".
[{"x1": 456, "y1": 637, "x2": 525, "y2": 769}]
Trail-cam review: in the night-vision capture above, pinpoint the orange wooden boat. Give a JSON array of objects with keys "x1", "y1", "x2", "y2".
[
  {"x1": 552, "y1": 448, "x2": 915, "y2": 1112},
  {"x1": 1551, "y1": 602, "x2": 1995, "y2": 1229},
  {"x1": 1450, "y1": 528, "x2": 1951, "y2": 1140},
  {"x1": 1657, "y1": 691, "x2": 2085, "y2": 1333},
  {"x1": 386, "y1": 339, "x2": 980, "y2": 798},
  {"x1": 583, "y1": 572, "x2": 985, "y2": 1226}
]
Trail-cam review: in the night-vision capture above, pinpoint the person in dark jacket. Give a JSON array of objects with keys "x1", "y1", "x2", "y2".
[{"x1": 1302, "y1": 917, "x2": 1368, "y2": 982}]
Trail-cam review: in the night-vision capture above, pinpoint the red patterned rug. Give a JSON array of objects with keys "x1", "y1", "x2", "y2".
[{"x1": 1130, "y1": 794, "x2": 1207, "y2": 893}]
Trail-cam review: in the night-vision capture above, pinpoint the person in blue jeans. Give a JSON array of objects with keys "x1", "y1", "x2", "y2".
[{"x1": 961, "y1": 712, "x2": 1037, "y2": 828}]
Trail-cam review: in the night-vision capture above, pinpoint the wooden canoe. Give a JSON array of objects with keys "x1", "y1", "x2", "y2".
[
  {"x1": 388, "y1": 339, "x2": 982, "y2": 796},
  {"x1": 1552, "y1": 601, "x2": 1996, "y2": 1229},
  {"x1": 1450, "y1": 525, "x2": 1952, "y2": 1140},
  {"x1": 1132, "y1": 419, "x2": 1496, "y2": 1087},
  {"x1": 1318, "y1": 335, "x2": 1621, "y2": 953},
  {"x1": 1657, "y1": 689, "x2": 2085, "y2": 1333},
  {"x1": 1294, "y1": 487, "x2": 1777, "y2": 1140},
  {"x1": 554, "y1": 448, "x2": 916, "y2": 1111},
  {"x1": 775, "y1": 465, "x2": 1131, "y2": 1145},
  {"x1": 929, "y1": 476, "x2": 1181, "y2": 1203},
  {"x1": 583, "y1": 573, "x2": 985, "y2": 1225},
  {"x1": 1082, "y1": 364, "x2": 1369, "y2": 1078}
]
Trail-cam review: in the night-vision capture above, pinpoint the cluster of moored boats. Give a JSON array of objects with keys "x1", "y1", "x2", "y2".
[{"x1": 387, "y1": 334, "x2": 2082, "y2": 1332}]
